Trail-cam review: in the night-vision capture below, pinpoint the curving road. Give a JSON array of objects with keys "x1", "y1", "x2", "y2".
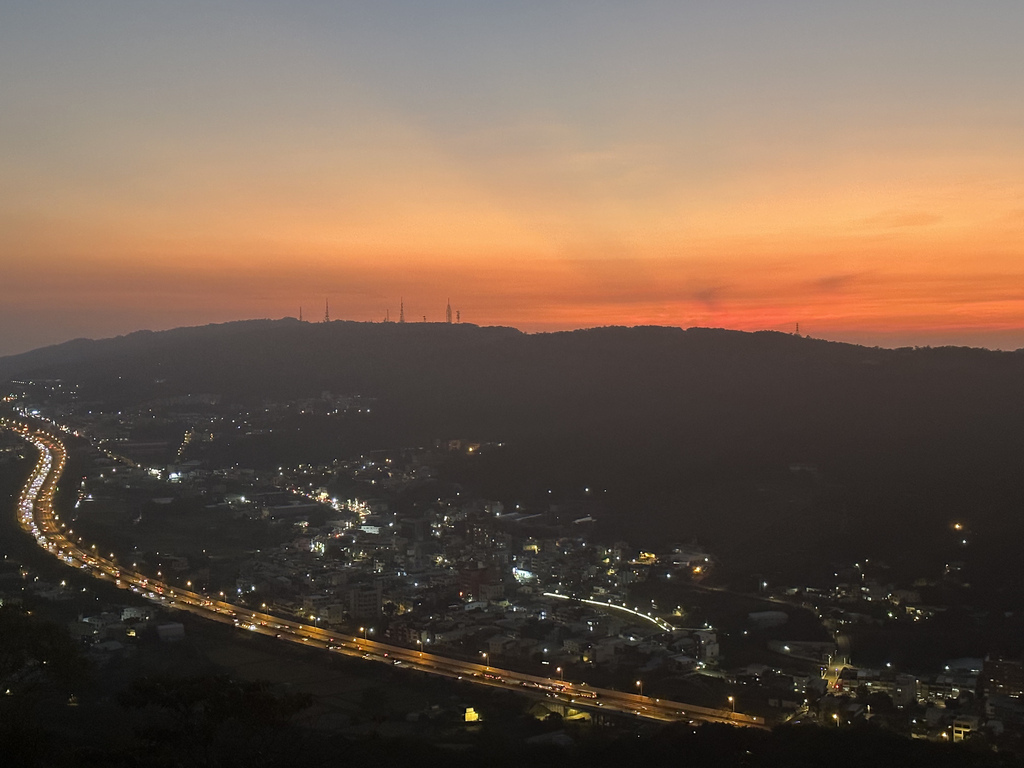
[{"x1": 2, "y1": 416, "x2": 766, "y2": 729}]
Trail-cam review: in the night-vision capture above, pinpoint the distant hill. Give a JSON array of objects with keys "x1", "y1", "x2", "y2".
[{"x1": 5, "y1": 319, "x2": 1024, "y2": 590}]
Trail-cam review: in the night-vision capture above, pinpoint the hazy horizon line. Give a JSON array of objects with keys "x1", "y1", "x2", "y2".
[{"x1": 4, "y1": 315, "x2": 1023, "y2": 362}]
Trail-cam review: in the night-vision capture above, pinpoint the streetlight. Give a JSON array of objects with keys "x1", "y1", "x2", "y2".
[
  {"x1": 481, "y1": 652, "x2": 488, "y2": 670},
  {"x1": 636, "y1": 680, "x2": 643, "y2": 697},
  {"x1": 556, "y1": 666, "x2": 564, "y2": 682},
  {"x1": 728, "y1": 696, "x2": 735, "y2": 714},
  {"x1": 360, "y1": 626, "x2": 367, "y2": 641},
  {"x1": 833, "y1": 713, "x2": 840, "y2": 727}
]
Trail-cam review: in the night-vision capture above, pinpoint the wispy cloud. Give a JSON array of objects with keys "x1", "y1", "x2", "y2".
[
  {"x1": 809, "y1": 272, "x2": 867, "y2": 293},
  {"x1": 853, "y1": 210, "x2": 943, "y2": 229}
]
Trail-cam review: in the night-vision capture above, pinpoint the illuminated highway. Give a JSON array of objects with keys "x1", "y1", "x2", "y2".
[{"x1": 2, "y1": 416, "x2": 766, "y2": 729}]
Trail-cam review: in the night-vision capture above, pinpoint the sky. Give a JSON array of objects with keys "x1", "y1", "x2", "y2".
[{"x1": 2, "y1": 1, "x2": 1023, "y2": 356}]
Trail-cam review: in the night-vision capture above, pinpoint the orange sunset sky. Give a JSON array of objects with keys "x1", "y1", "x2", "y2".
[{"x1": 2, "y1": 2, "x2": 1023, "y2": 356}]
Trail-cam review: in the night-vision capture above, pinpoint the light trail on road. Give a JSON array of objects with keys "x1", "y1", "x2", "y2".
[{"x1": 2, "y1": 416, "x2": 766, "y2": 729}]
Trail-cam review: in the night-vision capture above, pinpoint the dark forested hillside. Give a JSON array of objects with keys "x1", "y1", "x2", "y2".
[{"x1": 5, "y1": 320, "x2": 1024, "y2": 587}]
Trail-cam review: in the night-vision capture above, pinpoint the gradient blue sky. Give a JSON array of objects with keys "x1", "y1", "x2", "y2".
[{"x1": 2, "y1": 1, "x2": 1023, "y2": 355}]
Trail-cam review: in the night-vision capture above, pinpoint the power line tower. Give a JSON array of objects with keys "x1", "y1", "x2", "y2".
[
  {"x1": 445, "y1": 299, "x2": 452, "y2": 324},
  {"x1": 399, "y1": 299, "x2": 405, "y2": 324}
]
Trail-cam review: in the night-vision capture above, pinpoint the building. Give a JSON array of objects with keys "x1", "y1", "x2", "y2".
[
  {"x1": 983, "y1": 658, "x2": 1024, "y2": 698},
  {"x1": 952, "y1": 715, "x2": 980, "y2": 742}
]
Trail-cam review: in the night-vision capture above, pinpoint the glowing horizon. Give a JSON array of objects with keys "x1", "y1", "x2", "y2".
[{"x1": 2, "y1": 2, "x2": 1023, "y2": 356}]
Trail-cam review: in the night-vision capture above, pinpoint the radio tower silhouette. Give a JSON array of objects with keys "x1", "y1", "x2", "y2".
[
  {"x1": 399, "y1": 299, "x2": 405, "y2": 324},
  {"x1": 324, "y1": 299, "x2": 330, "y2": 323},
  {"x1": 299, "y1": 306, "x2": 303, "y2": 322},
  {"x1": 445, "y1": 299, "x2": 452, "y2": 324}
]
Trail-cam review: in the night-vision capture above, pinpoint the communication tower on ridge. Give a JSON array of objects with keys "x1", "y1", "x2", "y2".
[
  {"x1": 324, "y1": 299, "x2": 330, "y2": 323},
  {"x1": 446, "y1": 299, "x2": 452, "y2": 324},
  {"x1": 299, "y1": 306, "x2": 303, "y2": 322},
  {"x1": 399, "y1": 299, "x2": 405, "y2": 324}
]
